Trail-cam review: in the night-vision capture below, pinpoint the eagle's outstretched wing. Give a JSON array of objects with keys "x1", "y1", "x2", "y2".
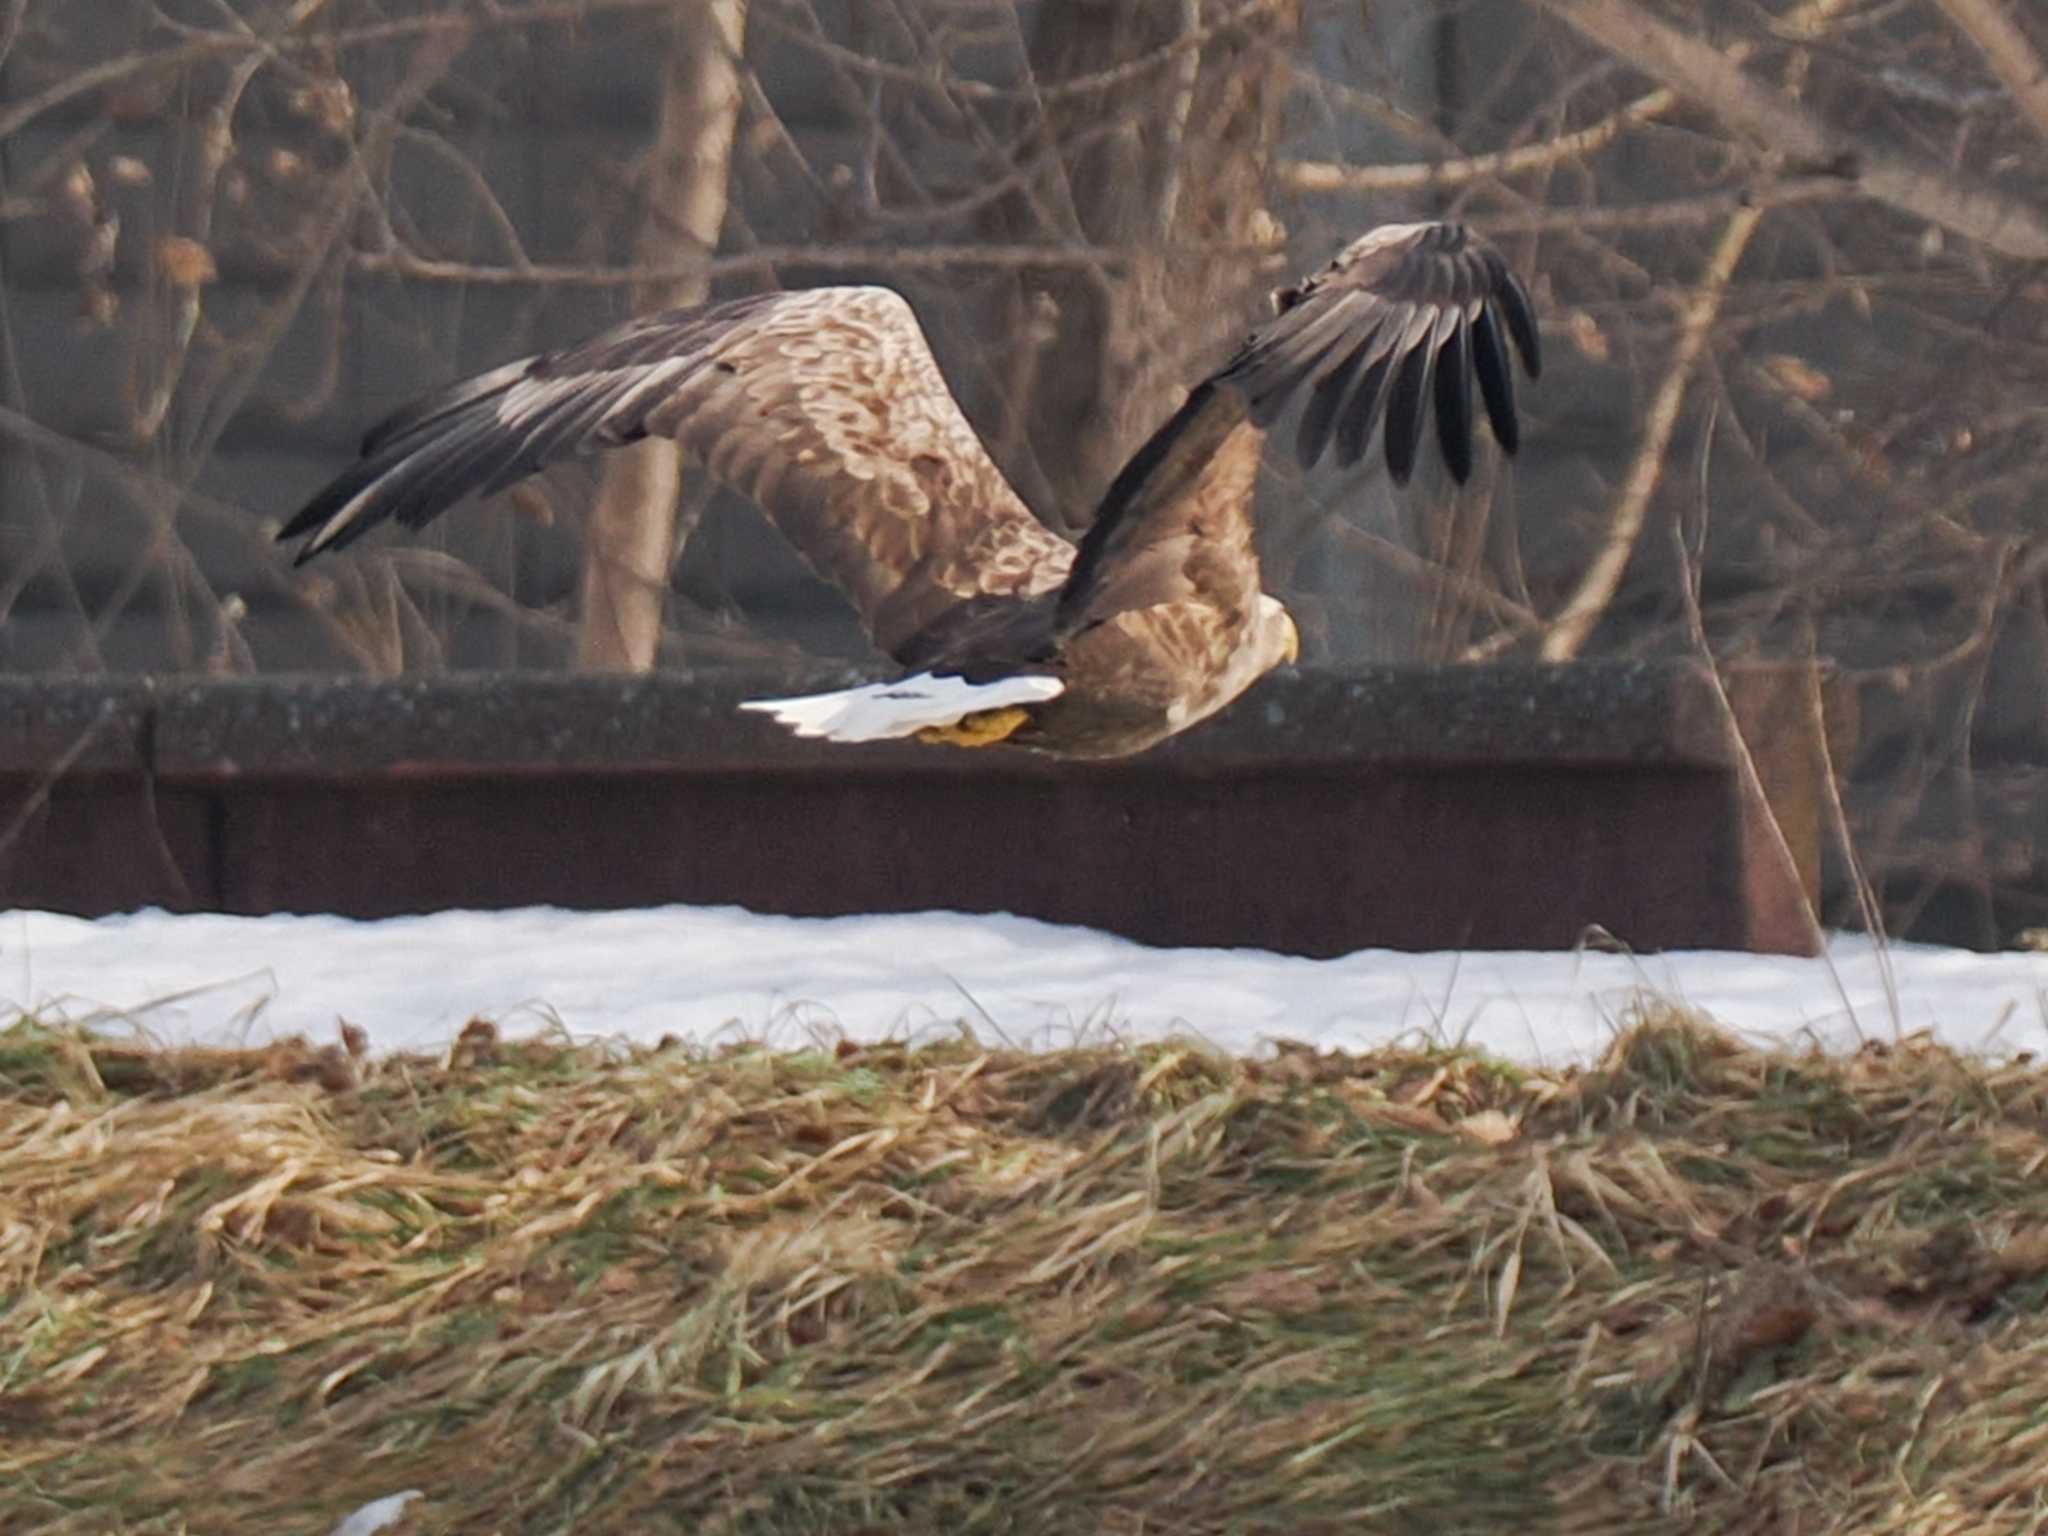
[
  {"x1": 278, "y1": 287, "x2": 1075, "y2": 659},
  {"x1": 1054, "y1": 222, "x2": 1541, "y2": 640},
  {"x1": 1215, "y1": 221, "x2": 1542, "y2": 484}
]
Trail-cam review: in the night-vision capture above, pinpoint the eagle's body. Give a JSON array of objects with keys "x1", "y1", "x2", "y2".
[{"x1": 281, "y1": 222, "x2": 1540, "y2": 759}]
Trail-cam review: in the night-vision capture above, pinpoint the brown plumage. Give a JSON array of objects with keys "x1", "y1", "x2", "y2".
[{"x1": 280, "y1": 221, "x2": 1541, "y2": 758}]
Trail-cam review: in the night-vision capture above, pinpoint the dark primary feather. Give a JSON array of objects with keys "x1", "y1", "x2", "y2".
[
  {"x1": 1216, "y1": 220, "x2": 1541, "y2": 485},
  {"x1": 1383, "y1": 340, "x2": 1435, "y2": 486},
  {"x1": 1471, "y1": 304, "x2": 1520, "y2": 455},
  {"x1": 1433, "y1": 316, "x2": 1474, "y2": 484},
  {"x1": 279, "y1": 299, "x2": 790, "y2": 562},
  {"x1": 357, "y1": 358, "x2": 532, "y2": 458}
]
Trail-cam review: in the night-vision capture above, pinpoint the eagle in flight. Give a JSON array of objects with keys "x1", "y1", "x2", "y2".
[{"x1": 281, "y1": 221, "x2": 1540, "y2": 759}]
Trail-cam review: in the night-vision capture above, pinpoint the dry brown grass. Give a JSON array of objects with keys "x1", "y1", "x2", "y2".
[{"x1": 5, "y1": 1005, "x2": 2048, "y2": 1533}]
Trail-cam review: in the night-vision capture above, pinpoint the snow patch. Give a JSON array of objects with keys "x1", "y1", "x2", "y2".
[{"x1": 7, "y1": 906, "x2": 2048, "y2": 1068}]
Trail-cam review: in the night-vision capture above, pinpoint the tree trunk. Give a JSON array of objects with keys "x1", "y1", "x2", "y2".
[
  {"x1": 991, "y1": 0, "x2": 1301, "y2": 529},
  {"x1": 574, "y1": 0, "x2": 749, "y2": 672}
]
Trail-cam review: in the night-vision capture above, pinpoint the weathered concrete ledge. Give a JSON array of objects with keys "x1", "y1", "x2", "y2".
[{"x1": 0, "y1": 663, "x2": 1819, "y2": 956}]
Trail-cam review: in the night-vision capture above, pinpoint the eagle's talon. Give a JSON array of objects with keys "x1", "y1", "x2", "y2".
[{"x1": 915, "y1": 705, "x2": 1031, "y2": 748}]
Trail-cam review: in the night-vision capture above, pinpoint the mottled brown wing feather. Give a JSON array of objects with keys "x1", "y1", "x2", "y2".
[
  {"x1": 278, "y1": 287, "x2": 1074, "y2": 660},
  {"x1": 1216, "y1": 220, "x2": 1542, "y2": 484},
  {"x1": 1055, "y1": 382, "x2": 1264, "y2": 640},
  {"x1": 1027, "y1": 379, "x2": 1268, "y2": 741}
]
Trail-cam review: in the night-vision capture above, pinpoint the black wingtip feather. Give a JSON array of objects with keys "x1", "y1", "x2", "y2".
[
  {"x1": 1383, "y1": 343, "x2": 1437, "y2": 487},
  {"x1": 1223, "y1": 294, "x2": 1374, "y2": 428},
  {"x1": 358, "y1": 358, "x2": 532, "y2": 458},
  {"x1": 281, "y1": 389, "x2": 539, "y2": 562},
  {"x1": 1433, "y1": 322, "x2": 1475, "y2": 485},
  {"x1": 1294, "y1": 332, "x2": 1378, "y2": 470},
  {"x1": 285, "y1": 324, "x2": 709, "y2": 564},
  {"x1": 1221, "y1": 223, "x2": 1543, "y2": 485},
  {"x1": 1294, "y1": 370, "x2": 1344, "y2": 470},
  {"x1": 276, "y1": 455, "x2": 389, "y2": 546},
  {"x1": 1332, "y1": 352, "x2": 1395, "y2": 470},
  {"x1": 1471, "y1": 305, "x2": 1519, "y2": 456},
  {"x1": 385, "y1": 415, "x2": 534, "y2": 532},
  {"x1": 1499, "y1": 271, "x2": 1543, "y2": 380}
]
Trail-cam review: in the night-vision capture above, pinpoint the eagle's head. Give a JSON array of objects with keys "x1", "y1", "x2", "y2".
[
  {"x1": 1253, "y1": 592, "x2": 1300, "y2": 671},
  {"x1": 1158, "y1": 592, "x2": 1300, "y2": 745}
]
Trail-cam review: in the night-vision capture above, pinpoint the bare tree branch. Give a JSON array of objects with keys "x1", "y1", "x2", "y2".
[
  {"x1": 354, "y1": 240, "x2": 1151, "y2": 285},
  {"x1": 1930, "y1": 0, "x2": 2048, "y2": 147},
  {"x1": 1530, "y1": 0, "x2": 2048, "y2": 260}
]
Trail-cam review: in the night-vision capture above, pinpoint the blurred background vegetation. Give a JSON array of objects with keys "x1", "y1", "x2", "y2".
[{"x1": 3, "y1": 0, "x2": 2047, "y2": 945}]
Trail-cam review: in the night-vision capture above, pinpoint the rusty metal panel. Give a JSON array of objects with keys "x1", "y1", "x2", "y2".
[
  {"x1": 0, "y1": 776, "x2": 213, "y2": 914},
  {"x1": 193, "y1": 761, "x2": 1754, "y2": 956}
]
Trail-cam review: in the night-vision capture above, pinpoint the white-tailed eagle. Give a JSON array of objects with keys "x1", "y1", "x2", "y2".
[{"x1": 280, "y1": 221, "x2": 1540, "y2": 758}]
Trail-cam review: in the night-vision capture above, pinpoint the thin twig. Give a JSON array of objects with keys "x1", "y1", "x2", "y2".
[
  {"x1": 1665, "y1": 403, "x2": 1826, "y2": 955},
  {"x1": 1281, "y1": 87, "x2": 1678, "y2": 193},
  {"x1": 1540, "y1": 202, "x2": 1762, "y2": 661}
]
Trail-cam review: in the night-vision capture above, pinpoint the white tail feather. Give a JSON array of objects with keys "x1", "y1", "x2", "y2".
[{"x1": 739, "y1": 672, "x2": 1064, "y2": 743}]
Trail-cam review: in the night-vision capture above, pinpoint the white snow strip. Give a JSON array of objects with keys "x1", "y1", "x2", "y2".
[
  {"x1": 740, "y1": 672, "x2": 1065, "y2": 742},
  {"x1": 7, "y1": 906, "x2": 2048, "y2": 1069}
]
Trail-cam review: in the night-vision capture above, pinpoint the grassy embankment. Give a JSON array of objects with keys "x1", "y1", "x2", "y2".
[{"x1": 4, "y1": 1004, "x2": 2047, "y2": 1533}]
